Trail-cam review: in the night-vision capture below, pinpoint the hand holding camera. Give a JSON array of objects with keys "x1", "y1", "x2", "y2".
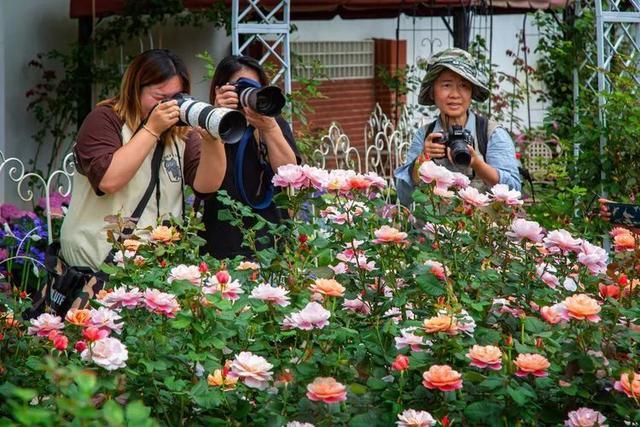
[
  {"x1": 425, "y1": 125, "x2": 476, "y2": 167},
  {"x1": 147, "y1": 99, "x2": 181, "y2": 136}
]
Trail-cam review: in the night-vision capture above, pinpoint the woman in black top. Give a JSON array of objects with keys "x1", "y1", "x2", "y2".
[{"x1": 200, "y1": 55, "x2": 301, "y2": 259}]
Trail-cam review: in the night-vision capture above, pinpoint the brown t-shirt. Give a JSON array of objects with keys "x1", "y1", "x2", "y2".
[
  {"x1": 60, "y1": 104, "x2": 209, "y2": 270},
  {"x1": 73, "y1": 104, "x2": 202, "y2": 195}
]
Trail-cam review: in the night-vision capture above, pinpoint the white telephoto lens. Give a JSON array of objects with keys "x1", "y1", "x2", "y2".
[{"x1": 204, "y1": 108, "x2": 230, "y2": 139}]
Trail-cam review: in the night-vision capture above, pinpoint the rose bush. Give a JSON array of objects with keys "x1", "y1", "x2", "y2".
[{"x1": 0, "y1": 162, "x2": 638, "y2": 426}]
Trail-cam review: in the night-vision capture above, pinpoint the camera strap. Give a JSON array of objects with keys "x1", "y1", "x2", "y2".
[{"x1": 235, "y1": 125, "x2": 275, "y2": 210}]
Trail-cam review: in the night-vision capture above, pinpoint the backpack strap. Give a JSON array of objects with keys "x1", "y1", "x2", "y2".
[{"x1": 475, "y1": 114, "x2": 489, "y2": 158}]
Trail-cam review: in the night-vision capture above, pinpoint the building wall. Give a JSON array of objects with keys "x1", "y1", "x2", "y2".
[
  {"x1": 291, "y1": 13, "x2": 548, "y2": 136},
  {"x1": 0, "y1": 2, "x2": 230, "y2": 204}
]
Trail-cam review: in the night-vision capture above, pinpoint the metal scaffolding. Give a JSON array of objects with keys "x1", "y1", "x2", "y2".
[{"x1": 231, "y1": 0, "x2": 292, "y2": 97}]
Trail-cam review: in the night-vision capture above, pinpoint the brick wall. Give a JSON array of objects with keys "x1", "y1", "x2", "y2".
[
  {"x1": 292, "y1": 77, "x2": 375, "y2": 152},
  {"x1": 292, "y1": 39, "x2": 407, "y2": 158}
]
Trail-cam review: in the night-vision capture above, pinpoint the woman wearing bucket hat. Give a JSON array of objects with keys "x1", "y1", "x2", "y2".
[{"x1": 394, "y1": 48, "x2": 521, "y2": 206}]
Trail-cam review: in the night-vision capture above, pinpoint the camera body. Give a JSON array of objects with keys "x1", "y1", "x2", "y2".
[
  {"x1": 434, "y1": 125, "x2": 474, "y2": 166},
  {"x1": 234, "y1": 77, "x2": 286, "y2": 117},
  {"x1": 170, "y1": 93, "x2": 246, "y2": 144}
]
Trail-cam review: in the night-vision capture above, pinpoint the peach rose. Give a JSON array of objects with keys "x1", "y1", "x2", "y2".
[
  {"x1": 306, "y1": 377, "x2": 347, "y2": 403},
  {"x1": 422, "y1": 365, "x2": 463, "y2": 392},
  {"x1": 150, "y1": 225, "x2": 180, "y2": 243},
  {"x1": 423, "y1": 314, "x2": 458, "y2": 335},
  {"x1": 563, "y1": 294, "x2": 601, "y2": 322},
  {"x1": 614, "y1": 372, "x2": 640, "y2": 398},
  {"x1": 123, "y1": 239, "x2": 143, "y2": 252},
  {"x1": 309, "y1": 278, "x2": 345, "y2": 297},
  {"x1": 373, "y1": 225, "x2": 408, "y2": 244},
  {"x1": 466, "y1": 345, "x2": 502, "y2": 370},
  {"x1": 614, "y1": 233, "x2": 635, "y2": 252},
  {"x1": 65, "y1": 308, "x2": 92, "y2": 326},
  {"x1": 514, "y1": 353, "x2": 550, "y2": 377}
]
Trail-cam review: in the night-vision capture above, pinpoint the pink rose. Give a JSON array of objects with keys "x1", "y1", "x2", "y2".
[
  {"x1": 544, "y1": 229, "x2": 582, "y2": 254},
  {"x1": 458, "y1": 187, "x2": 490, "y2": 207},
  {"x1": 490, "y1": 183, "x2": 523, "y2": 206},
  {"x1": 27, "y1": 313, "x2": 64, "y2": 337},
  {"x1": 100, "y1": 286, "x2": 143, "y2": 309},
  {"x1": 229, "y1": 351, "x2": 273, "y2": 390},
  {"x1": 282, "y1": 302, "x2": 330, "y2": 330},
  {"x1": 396, "y1": 409, "x2": 437, "y2": 427},
  {"x1": 272, "y1": 164, "x2": 307, "y2": 189},
  {"x1": 89, "y1": 307, "x2": 123, "y2": 334},
  {"x1": 373, "y1": 225, "x2": 408, "y2": 244},
  {"x1": 576, "y1": 241, "x2": 608, "y2": 275},
  {"x1": 167, "y1": 264, "x2": 202, "y2": 286},
  {"x1": 143, "y1": 288, "x2": 180, "y2": 318},
  {"x1": 81, "y1": 337, "x2": 128, "y2": 371},
  {"x1": 564, "y1": 407, "x2": 607, "y2": 427},
  {"x1": 250, "y1": 283, "x2": 290, "y2": 306},
  {"x1": 507, "y1": 218, "x2": 544, "y2": 243}
]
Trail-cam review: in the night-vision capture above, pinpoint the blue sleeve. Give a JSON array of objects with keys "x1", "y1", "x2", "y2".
[
  {"x1": 485, "y1": 128, "x2": 521, "y2": 191},
  {"x1": 394, "y1": 127, "x2": 427, "y2": 206}
]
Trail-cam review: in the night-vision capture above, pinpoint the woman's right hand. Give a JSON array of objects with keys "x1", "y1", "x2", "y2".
[
  {"x1": 146, "y1": 100, "x2": 180, "y2": 135},
  {"x1": 423, "y1": 132, "x2": 446, "y2": 159},
  {"x1": 598, "y1": 198, "x2": 613, "y2": 222},
  {"x1": 214, "y1": 84, "x2": 239, "y2": 109}
]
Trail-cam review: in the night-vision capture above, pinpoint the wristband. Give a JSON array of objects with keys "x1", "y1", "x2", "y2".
[{"x1": 142, "y1": 125, "x2": 160, "y2": 139}]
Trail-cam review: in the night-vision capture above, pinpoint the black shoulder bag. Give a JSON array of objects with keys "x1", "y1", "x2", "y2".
[{"x1": 24, "y1": 140, "x2": 165, "y2": 320}]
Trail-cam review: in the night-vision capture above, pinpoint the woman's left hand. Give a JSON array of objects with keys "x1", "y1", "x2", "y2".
[
  {"x1": 244, "y1": 107, "x2": 279, "y2": 132},
  {"x1": 194, "y1": 126, "x2": 222, "y2": 145}
]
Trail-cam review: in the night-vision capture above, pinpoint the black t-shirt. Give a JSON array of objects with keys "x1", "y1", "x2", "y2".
[{"x1": 199, "y1": 117, "x2": 301, "y2": 259}]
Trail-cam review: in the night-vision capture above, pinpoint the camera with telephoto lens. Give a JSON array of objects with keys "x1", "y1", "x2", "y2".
[
  {"x1": 235, "y1": 77, "x2": 286, "y2": 117},
  {"x1": 434, "y1": 125, "x2": 474, "y2": 166},
  {"x1": 169, "y1": 93, "x2": 247, "y2": 144}
]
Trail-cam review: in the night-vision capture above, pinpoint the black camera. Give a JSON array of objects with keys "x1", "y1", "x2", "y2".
[
  {"x1": 434, "y1": 125, "x2": 474, "y2": 166},
  {"x1": 170, "y1": 93, "x2": 247, "y2": 144},
  {"x1": 235, "y1": 77, "x2": 286, "y2": 117}
]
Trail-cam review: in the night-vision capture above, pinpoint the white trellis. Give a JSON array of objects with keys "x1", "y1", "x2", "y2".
[{"x1": 0, "y1": 151, "x2": 76, "y2": 245}]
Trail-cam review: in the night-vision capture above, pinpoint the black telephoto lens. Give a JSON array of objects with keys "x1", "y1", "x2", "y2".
[{"x1": 238, "y1": 86, "x2": 286, "y2": 117}]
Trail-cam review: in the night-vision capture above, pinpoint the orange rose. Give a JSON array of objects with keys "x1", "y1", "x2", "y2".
[
  {"x1": 309, "y1": 278, "x2": 345, "y2": 297},
  {"x1": 306, "y1": 377, "x2": 347, "y2": 403},
  {"x1": 466, "y1": 345, "x2": 502, "y2": 370},
  {"x1": 514, "y1": 353, "x2": 550, "y2": 377},
  {"x1": 563, "y1": 294, "x2": 601, "y2": 322},
  {"x1": 123, "y1": 239, "x2": 143, "y2": 252},
  {"x1": 614, "y1": 372, "x2": 640, "y2": 398},
  {"x1": 207, "y1": 369, "x2": 238, "y2": 391},
  {"x1": 423, "y1": 314, "x2": 458, "y2": 335},
  {"x1": 150, "y1": 225, "x2": 180, "y2": 243},
  {"x1": 65, "y1": 308, "x2": 92, "y2": 326},
  {"x1": 1, "y1": 312, "x2": 20, "y2": 328},
  {"x1": 614, "y1": 233, "x2": 635, "y2": 252},
  {"x1": 422, "y1": 365, "x2": 463, "y2": 392}
]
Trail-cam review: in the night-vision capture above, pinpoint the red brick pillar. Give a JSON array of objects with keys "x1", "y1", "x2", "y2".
[{"x1": 373, "y1": 38, "x2": 407, "y2": 123}]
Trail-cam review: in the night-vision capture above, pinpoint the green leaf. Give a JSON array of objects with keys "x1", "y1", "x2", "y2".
[
  {"x1": 349, "y1": 412, "x2": 381, "y2": 427},
  {"x1": 349, "y1": 383, "x2": 368, "y2": 395},
  {"x1": 125, "y1": 401, "x2": 151, "y2": 424},
  {"x1": 103, "y1": 400, "x2": 125, "y2": 426},
  {"x1": 170, "y1": 318, "x2": 191, "y2": 329},
  {"x1": 366, "y1": 377, "x2": 388, "y2": 391},
  {"x1": 464, "y1": 401, "x2": 504, "y2": 421},
  {"x1": 506, "y1": 386, "x2": 528, "y2": 406}
]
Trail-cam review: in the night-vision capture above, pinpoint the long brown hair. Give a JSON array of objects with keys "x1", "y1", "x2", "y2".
[{"x1": 100, "y1": 49, "x2": 190, "y2": 143}]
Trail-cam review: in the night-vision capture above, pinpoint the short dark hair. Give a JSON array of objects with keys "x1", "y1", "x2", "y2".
[{"x1": 209, "y1": 55, "x2": 269, "y2": 103}]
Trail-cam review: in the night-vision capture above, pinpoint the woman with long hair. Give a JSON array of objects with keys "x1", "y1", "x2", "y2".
[
  {"x1": 199, "y1": 55, "x2": 300, "y2": 259},
  {"x1": 60, "y1": 49, "x2": 226, "y2": 271}
]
